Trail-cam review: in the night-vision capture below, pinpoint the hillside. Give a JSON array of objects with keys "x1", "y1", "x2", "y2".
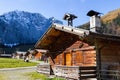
[
  {"x1": 0, "y1": 10, "x2": 62, "y2": 47},
  {"x1": 78, "y1": 8, "x2": 120, "y2": 35},
  {"x1": 102, "y1": 9, "x2": 120, "y2": 23}
]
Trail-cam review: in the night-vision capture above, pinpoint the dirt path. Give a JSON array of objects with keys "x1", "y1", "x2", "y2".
[{"x1": 0, "y1": 66, "x2": 36, "y2": 80}]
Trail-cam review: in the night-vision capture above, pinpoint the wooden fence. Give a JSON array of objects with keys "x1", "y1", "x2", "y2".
[
  {"x1": 36, "y1": 64, "x2": 120, "y2": 80},
  {"x1": 37, "y1": 63, "x2": 51, "y2": 75},
  {"x1": 99, "y1": 70, "x2": 120, "y2": 80},
  {"x1": 54, "y1": 65, "x2": 97, "y2": 80},
  {"x1": 37, "y1": 64, "x2": 97, "y2": 79},
  {"x1": 79, "y1": 66, "x2": 97, "y2": 79}
]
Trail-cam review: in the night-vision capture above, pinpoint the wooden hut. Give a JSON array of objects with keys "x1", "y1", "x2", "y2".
[
  {"x1": 35, "y1": 11, "x2": 120, "y2": 80},
  {"x1": 24, "y1": 50, "x2": 34, "y2": 62},
  {"x1": 35, "y1": 23, "x2": 120, "y2": 80},
  {"x1": 35, "y1": 22, "x2": 97, "y2": 79},
  {"x1": 33, "y1": 49, "x2": 49, "y2": 61},
  {"x1": 12, "y1": 51, "x2": 26, "y2": 59}
]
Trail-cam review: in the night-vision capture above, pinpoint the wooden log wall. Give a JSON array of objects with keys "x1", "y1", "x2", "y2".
[
  {"x1": 96, "y1": 39, "x2": 120, "y2": 71},
  {"x1": 101, "y1": 47, "x2": 120, "y2": 70},
  {"x1": 82, "y1": 50, "x2": 96, "y2": 66},
  {"x1": 51, "y1": 47, "x2": 96, "y2": 67},
  {"x1": 72, "y1": 49, "x2": 96, "y2": 66},
  {"x1": 49, "y1": 40, "x2": 96, "y2": 70}
]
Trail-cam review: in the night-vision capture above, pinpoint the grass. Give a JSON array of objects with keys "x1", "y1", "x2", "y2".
[
  {"x1": 26, "y1": 72, "x2": 65, "y2": 80},
  {"x1": 102, "y1": 9, "x2": 120, "y2": 23},
  {"x1": 0, "y1": 58, "x2": 38, "y2": 68},
  {"x1": 0, "y1": 75, "x2": 4, "y2": 80}
]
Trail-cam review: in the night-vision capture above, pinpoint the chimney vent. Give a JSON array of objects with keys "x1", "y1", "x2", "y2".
[
  {"x1": 63, "y1": 13, "x2": 77, "y2": 26},
  {"x1": 87, "y1": 10, "x2": 101, "y2": 32}
]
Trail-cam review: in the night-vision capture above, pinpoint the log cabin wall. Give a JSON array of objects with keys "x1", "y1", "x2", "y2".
[
  {"x1": 49, "y1": 52, "x2": 65, "y2": 67},
  {"x1": 96, "y1": 39, "x2": 120, "y2": 71},
  {"x1": 50, "y1": 40, "x2": 96, "y2": 67},
  {"x1": 64, "y1": 41, "x2": 89, "y2": 51},
  {"x1": 71, "y1": 51, "x2": 83, "y2": 66},
  {"x1": 101, "y1": 47, "x2": 120, "y2": 70},
  {"x1": 72, "y1": 48, "x2": 96, "y2": 66}
]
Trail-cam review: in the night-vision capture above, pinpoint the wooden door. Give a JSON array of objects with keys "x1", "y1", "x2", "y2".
[{"x1": 65, "y1": 53, "x2": 72, "y2": 66}]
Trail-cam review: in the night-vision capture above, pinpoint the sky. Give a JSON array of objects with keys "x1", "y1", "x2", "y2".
[{"x1": 0, "y1": 0, "x2": 120, "y2": 26}]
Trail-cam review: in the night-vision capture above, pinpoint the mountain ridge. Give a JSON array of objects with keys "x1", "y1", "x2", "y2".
[{"x1": 0, "y1": 10, "x2": 63, "y2": 47}]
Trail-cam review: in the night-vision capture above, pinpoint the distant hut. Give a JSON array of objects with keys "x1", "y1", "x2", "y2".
[
  {"x1": 33, "y1": 49, "x2": 49, "y2": 61},
  {"x1": 12, "y1": 51, "x2": 26, "y2": 59},
  {"x1": 24, "y1": 50, "x2": 34, "y2": 61}
]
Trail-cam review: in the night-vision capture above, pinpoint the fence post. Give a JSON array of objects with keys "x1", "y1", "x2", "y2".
[{"x1": 79, "y1": 66, "x2": 81, "y2": 80}]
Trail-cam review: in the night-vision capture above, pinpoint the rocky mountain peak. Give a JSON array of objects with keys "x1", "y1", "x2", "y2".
[{"x1": 0, "y1": 10, "x2": 62, "y2": 47}]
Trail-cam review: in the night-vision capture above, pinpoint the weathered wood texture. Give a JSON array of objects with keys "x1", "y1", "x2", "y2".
[
  {"x1": 54, "y1": 65, "x2": 97, "y2": 80},
  {"x1": 54, "y1": 66, "x2": 80, "y2": 79},
  {"x1": 50, "y1": 40, "x2": 96, "y2": 67},
  {"x1": 94, "y1": 39, "x2": 120, "y2": 80},
  {"x1": 65, "y1": 41, "x2": 89, "y2": 51},
  {"x1": 38, "y1": 28, "x2": 79, "y2": 53},
  {"x1": 37, "y1": 64, "x2": 51, "y2": 75},
  {"x1": 79, "y1": 66, "x2": 97, "y2": 79},
  {"x1": 35, "y1": 23, "x2": 120, "y2": 80},
  {"x1": 96, "y1": 40, "x2": 120, "y2": 70}
]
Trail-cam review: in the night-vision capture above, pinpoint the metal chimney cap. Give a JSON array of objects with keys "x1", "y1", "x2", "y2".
[
  {"x1": 87, "y1": 10, "x2": 101, "y2": 16},
  {"x1": 63, "y1": 13, "x2": 77, "y2": 20}
]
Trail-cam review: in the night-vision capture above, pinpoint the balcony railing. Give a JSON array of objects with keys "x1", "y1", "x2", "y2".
[
  {"x1": 36, "y1": 63, "x2": 120, "y2": 80},
  {"x1": 37, "y1": 63, "x2": 52, "y2": 75},
  {"x1": 54, "y1": 65, "x2": 97, "y2": 80},
  {"x1": 99, "y1": 70, "x2": 120, "y2": 80}
]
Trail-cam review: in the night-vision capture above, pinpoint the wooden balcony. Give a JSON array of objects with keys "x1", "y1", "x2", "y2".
[
  {"x1": 100, "y1": 65, "x2": 120, "y2": 80},
  {"x1": 100, "y1": 70, "x2": 120, "y2": 80},
  {"x1": 37, "y1": 63, "x2": 97, "y2": 79},
  {"x1": 37, "y1": 63, "x2": 52, "y2": 75},
  {"x1": 54, "y1": 65, "x2": 97, "y2": 80}
]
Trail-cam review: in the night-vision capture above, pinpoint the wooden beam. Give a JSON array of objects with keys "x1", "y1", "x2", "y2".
[
  {"x1": 72, "y1": 46, "x2": 95, "y2": 51},
  {"x1": 96, "y1": 46, "x2": 101, "y2": 80},
  {"x1": 48, "y1": 52, "x2": 55, "y2": 64},
  {"x1": 95, "y1": 39, "x2": 106, "y2": 80},
  {"x1": 35, "y1": 49, "x2": 49, "y2": 53}
]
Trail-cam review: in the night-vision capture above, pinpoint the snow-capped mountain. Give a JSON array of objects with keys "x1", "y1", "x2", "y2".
[{"x1": 0, "y1": 10, "x2": 62, "y2": 47}]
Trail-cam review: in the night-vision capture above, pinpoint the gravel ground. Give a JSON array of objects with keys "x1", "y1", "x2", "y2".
[{"x1": 0, "y1": 66, "x2": 37, "y2": 80}]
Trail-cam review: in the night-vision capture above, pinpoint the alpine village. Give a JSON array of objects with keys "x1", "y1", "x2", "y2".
[{"x1": 1, "y1": 8, "x2": 120, "y2": 80}]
